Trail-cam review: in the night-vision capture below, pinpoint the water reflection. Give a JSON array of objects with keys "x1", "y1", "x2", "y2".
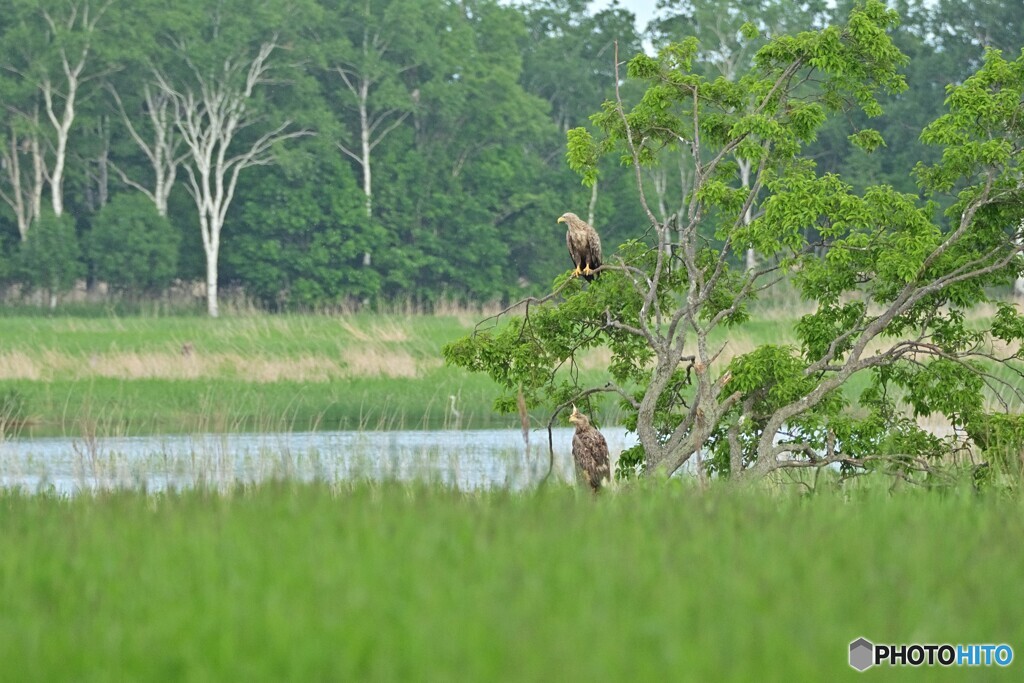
[{"x1": 0, "y1": 428, "x2": 638, "y2": 495}]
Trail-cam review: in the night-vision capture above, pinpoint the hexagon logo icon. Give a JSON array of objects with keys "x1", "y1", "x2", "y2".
[{"x1": 849, "y1": 637, "x2": 874, "y2": 671}]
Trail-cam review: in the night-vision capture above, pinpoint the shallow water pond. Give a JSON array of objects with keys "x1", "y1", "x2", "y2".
[{"x1": 0, "y1": 427, "x2": 638, "y2": 495}]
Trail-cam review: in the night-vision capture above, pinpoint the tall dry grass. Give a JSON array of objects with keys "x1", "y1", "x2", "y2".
[{"x1": 0, "y1": 348, "x2": 443, "y2": 382}]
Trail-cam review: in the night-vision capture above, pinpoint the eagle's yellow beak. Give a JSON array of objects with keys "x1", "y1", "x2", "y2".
[{"x1": 557, "y1": 216, "x2": 566, "y2": 224}]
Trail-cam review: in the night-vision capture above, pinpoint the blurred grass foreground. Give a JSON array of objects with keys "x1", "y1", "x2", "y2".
[{"x1": 0, "y1": 481, "x2": 1020, "y2": 681}]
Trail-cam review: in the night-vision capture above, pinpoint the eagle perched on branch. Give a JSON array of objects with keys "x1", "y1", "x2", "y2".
[
  {"x1": 558, "y1": 212, "x2": 602, "y2": 280},
  {"x1": 568, "y1": 404, "x2": 611, "y2": 491}
]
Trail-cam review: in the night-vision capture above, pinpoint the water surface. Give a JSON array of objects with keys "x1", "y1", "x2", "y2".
[{"x1": 0, "y1": 427, "x2": 638, "y2": 495}]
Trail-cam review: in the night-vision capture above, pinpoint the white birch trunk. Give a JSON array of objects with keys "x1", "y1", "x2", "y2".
[
  {"x1": 111, "y1": 84, "x2": 183, "y2": 217},
  {"x1": 331, "y1": 15, "x2": 417, "y2": 229},
  {"x1": 738, "y1": 158, "x2": 755, "y2": 270},
  {"x1": 30, "y1": 134, "x2": 43, "y2": 222},
  {"x1": 41, "y1": 76, "x2": 75, "y2": 217},
  {"x1": 0, "y1": 129, "x2": 31, "y2": 240},
  {"x1": 359, "y1": 81, "x2": 373, "y2": 218},
  {"x1": 205, "y1": 241, "x2": 220, "y2": 318},
  {"x1": 587, "y1": 179, "x2": 598, "y2": 227}
]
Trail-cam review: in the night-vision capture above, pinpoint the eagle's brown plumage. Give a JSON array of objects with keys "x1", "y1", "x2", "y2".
[
  {"x1": 568, "y1": 404, "x2": 611, "y2": 491},
  {"x1": 557, "y1": 212, "x2": 602, "y2": 281}
]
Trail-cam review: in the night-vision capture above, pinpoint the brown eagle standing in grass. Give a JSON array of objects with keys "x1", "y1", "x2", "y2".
[
  {"x1": 557, "y1": 212, "x2": 602, "y2": 280},
  {"x1": 568, "y1": 404, "x2": 611, "y2": 491}
]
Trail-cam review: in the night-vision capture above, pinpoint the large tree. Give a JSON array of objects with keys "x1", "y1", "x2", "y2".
[
  {"x1": 150, "y1": 4, "x2": 313, "y2": 317},
  {"x1": 446, "y1": 1, "x2": 1024, "y2": 482}
]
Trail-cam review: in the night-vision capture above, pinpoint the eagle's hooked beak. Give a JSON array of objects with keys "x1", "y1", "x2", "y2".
[{"x1": 557, "y1": 216, "x2": 566, "y2": 224}]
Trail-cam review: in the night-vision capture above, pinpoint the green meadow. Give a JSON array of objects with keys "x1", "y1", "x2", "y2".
[
  {"x1": 0, "y1": 313, "x2": 524, "y2": 436},
  {"x1": 0, "y1": 311, "x2": 800, "y2": 437},
  {"x1": 0, "y1": 481, "x2": 1019, "y2": 681},
  {"x1": 2, "y1": 312, "x2": 1021, "y2": 680}
]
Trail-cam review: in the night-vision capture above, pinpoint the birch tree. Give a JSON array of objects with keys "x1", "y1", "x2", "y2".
[
  {"x1": 7, "y1": 1, "x2": 110, "y2": 218},
  {"x1": 154, "y1": 39, "x2": 311, "y2": 317},
  {"x1": 318, "y1": 0, "x2": 437, "y2": 220},
  {"x1": 108, "y1": 84, "x2": 185, "y2": 218},
  {"x1": 0, "y1": 0, "x2": 109, "y2": 233},
  {"x1": 0, "y1": 111, "x2": 45, "y2": 240}
]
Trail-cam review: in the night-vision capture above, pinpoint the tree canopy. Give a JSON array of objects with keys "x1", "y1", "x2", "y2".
[
  {"x1": 445, "y1": 0, "x2": 1024, "y2": 484},
  {"x1": 0, "y1": 0, "x2": 1019, "y2": 313}
]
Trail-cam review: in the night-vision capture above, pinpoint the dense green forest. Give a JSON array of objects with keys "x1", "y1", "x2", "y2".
[{"x1": 0, "y1": 0, "x2": 1020, "y2": 313}]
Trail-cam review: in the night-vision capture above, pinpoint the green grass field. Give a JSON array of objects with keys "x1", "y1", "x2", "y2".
[
  {"x1": 3, "y1": 309, "x2": 1021, "y2": 680},
  {"x1": 0, "y1": 313, "x2": 549, "y2": 436},
  {"x1": 3, "y1": 306, "x2": 1017, "y2": 439},
  {"x1": 0, "y1": 481, "x2": 1019, "y2": 681},
  {"x1": 0, "y1": 312, "x2": 802, "y2": 437}
]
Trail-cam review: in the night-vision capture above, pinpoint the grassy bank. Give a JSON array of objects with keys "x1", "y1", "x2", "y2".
[
  {"x1": 0, "y1": 314, "x2": 553, "y2": 436},
  {"x1": 0, "y1": 313, "x2": 803, "y2": 437},
  {"x1": 0, "y1": 481, "x2": 1019, "y2": 680}
]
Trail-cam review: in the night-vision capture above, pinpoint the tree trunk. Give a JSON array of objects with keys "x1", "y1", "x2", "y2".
[
  {"x1": 96, "y1": 122, "x2": 109, "y2": 209},
  {"x1": 0, "y1": 128, "x2": 30, "y2": 240},
  {"x1": 587, "y1": 179, "x2": 598, "y2": 227},
  {"x1": 358, "y1": 81, "x2": 373, "y2": 266},
  {"x1": 360, "y1": 82, "x2": 373, "y2": 218},
  {"x1": 198, "y1": 203, "x2": 221, "y2": 317},
  {"x1": 30, "y1": 132, "x2": 43, "y2": 224},
  {"x1": 205, "y1": 244, "x2": 219, "y2": 318},
  {"x1": 739, "y1": 158, "x2": 754, "y2": 270},
  {"x1": 42, "y1": 74, "x2": 79, "y2": 218},
  {"x1": 50, "y1": 148, "x2": 66, "y2": 217}
]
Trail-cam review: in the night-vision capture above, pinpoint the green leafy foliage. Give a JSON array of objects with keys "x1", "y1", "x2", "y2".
[
  {"x1": 16, "y1": 210, "x2": 82, "y2": 303},
  {"x1": 443, "y1": 261, "x2": 651, "y2": 418},
  {"x1": 223, "y1": 147, "x2": 382, "y2": 310},
  {"x1": 565, "y1": 128, "x2": 599, "y2": 187},
  {"x1": 88, "y1": 194, "x2": 180, "y2": 296},
  {"x1": 966, "y1": 413, "x2": 1024, "y2": 479}
]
